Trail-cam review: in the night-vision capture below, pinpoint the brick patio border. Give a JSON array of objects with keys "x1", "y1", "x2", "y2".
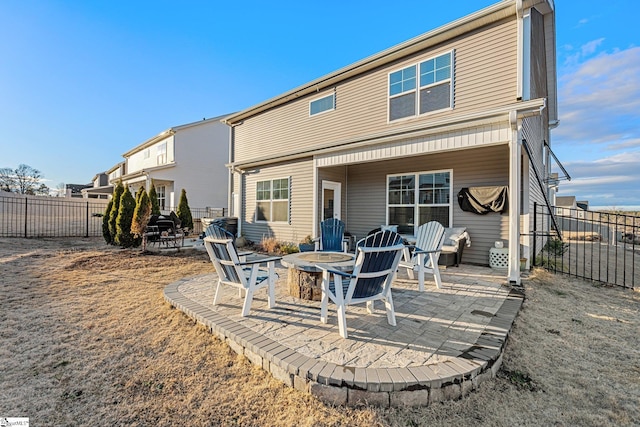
[{"x1": 164, "y1": 278, "x2": 523, "y2": 407}]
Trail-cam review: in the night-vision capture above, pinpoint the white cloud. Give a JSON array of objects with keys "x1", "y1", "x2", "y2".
[
  {"x1": 608, "y1": 138, "x2": 640, "y2": 150},
  {"x1": 561, "y1": 151, "x2": 640, "y2": 178},
  {"x1": 552, "y1": 151, "x2": 640, "y2": 207},
  {"x1": 580, "y1": 38, "x2": 605, "y2": 56},
  {"x1": 555, "y1": 47, "x2": 640, "y2": 146},
  {"x1": 563, "y1": 175, "x2": 634, "y2": 187}
]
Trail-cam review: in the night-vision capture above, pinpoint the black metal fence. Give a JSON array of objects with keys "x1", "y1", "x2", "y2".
[
  {"x1": 0, "y1": 194, "x2": 227, "y2": 238},
  {"x1": 0, "y1": 194, "x2": 110, "y2": 238},
  {"x1": 160, "y1": 206, "x2": 226, "y2": 235},
  {"x1": 532, "y1": 202, "x2": 638, "y2": 289}
]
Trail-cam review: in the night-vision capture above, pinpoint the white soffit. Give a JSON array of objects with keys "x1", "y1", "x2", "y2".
[{"x1": 315, "y1": 121, "x2": 511, "y2": 167}]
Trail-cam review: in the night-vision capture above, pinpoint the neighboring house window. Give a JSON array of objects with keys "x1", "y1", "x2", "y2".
[
  {"x1": 157, "y1": 185, "x2": 166, "y2": 210},
  {"x1": 143, "y1": 149, "x2": 150, "y2": 159},
  {"x1": 389, "y1": 51, "x2": 453, "y2": 121},
  {"x1": 387, "y1": 170, "x2": 452, "y2": 234},
  {"x1": 309, "y1": 93, "x2": 335, "y2": 116},
  {"x1": 157, "y1": 142, "x2": 167, "y2": 165},
  {"x1": 256, "y1": 178, "x2": 290, "y2": 222}
]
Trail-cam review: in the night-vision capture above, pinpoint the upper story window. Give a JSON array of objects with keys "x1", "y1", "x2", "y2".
[
  {"x1": 389, "y1": 51, "x2": 454, "y2": 121},
  {"x1": 143, "y1": 148, "x2": 150, "y2": 159},
  {"x1": 309, "y1": 93, "x2": 335, "y2": 116},
  {"x1": 256, "y1": 178, "x2": 290, "y2": 222},
  {"x1": 157, "y1": 142, "x2": 167, "y2": 165}
]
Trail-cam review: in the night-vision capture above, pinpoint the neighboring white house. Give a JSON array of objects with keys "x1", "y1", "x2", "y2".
[
  {"x1": 81, "y1": 172, "x2": 112, "y2": 199},
  {"x1": 111, "y1": 114, "x2": 231, "y2": 211},
  {"x1": 556, "y1": 195, "x2": 587, "y2": 219}
]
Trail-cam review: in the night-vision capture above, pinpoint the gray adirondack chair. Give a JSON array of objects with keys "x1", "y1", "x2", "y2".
[
  {"x1": 203, "y1": 229, "x2": 280, "y2": 317},
  {"x1": 398, "y1": 221, "x2": 446, "y2": 290}
]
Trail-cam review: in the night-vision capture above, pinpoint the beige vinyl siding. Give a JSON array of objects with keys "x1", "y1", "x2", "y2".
[
  {"x1": 522, "y1": 115, "x2": 548, "y2": 255},
  {"x1": 241, "y1": 158, "x2": 314, "y2": 244},
  {"x1": 234, "y1": 17, "x2": 518, "y2": 163},
  {"x1": 529, "y1": 7, "x2": 548, "y2": 100},
  {"x1": 523, "y1": 6, "x2": 550, "y2": 243},
  {"x1": 543, "y1": 12, "x2": 557, "y2": 121},
  {"x1": 343, "y1": 144, "x2": 510, "y2": 265},
  {"x1": 522, "y1": 116, "x2": 546, "y2": 209},
  {"x1": 453, "y1": 19, "x2": 518, "y2": 111}
]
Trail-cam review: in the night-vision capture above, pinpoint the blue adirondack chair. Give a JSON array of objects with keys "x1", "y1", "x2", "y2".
[
  {"x1": 317, "y1": 230, "x2": 405, "y2": 338},
  {"x1": 315, "y1": 218, "x2": 348, "y2": 252}
]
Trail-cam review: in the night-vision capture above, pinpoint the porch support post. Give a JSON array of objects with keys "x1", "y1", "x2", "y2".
[{"x1": 508, "y1": 111, "x2": 522, "y2": 285}]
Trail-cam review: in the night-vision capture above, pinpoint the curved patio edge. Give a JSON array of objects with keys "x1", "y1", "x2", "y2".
[{"x1": 164, "y1": 279, "x2": 523, "y2": 407}]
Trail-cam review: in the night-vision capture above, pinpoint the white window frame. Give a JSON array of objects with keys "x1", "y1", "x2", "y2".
[
  {"x1": 143, "y1": 148, "x2": 150, "y2": 159},
  {"x1": 255, "y1": 177, "x2": 290, "y2": 223},
  {"x1": 157, "y1": 142, "x2": 167, "y2": 165},
  {"x1": 156, "y1": 185, "x2": 166, "y2": 210},
  {"x1": 309, "y1": 93, "x2": 335, "y2": 116},
  {"x1": 386, "y1": 169, "x2": 453, "y2": 235},
  {"x1": 387, "y1": 50, "x2": 455, "y2": 122}
]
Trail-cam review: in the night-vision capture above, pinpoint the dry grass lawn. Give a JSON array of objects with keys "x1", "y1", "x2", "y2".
[{"x1": 1, "y1": 238, "x2": 638, "y2": 426}]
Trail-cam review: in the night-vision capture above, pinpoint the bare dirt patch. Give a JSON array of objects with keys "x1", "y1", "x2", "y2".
[{"x1": 1, "y1": 238, "x2": 638, "y2": 426}]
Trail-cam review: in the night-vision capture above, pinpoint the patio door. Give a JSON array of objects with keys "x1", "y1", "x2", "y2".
[{"x1": 321, "y1": 181, "x2": 341, "y2": 221}]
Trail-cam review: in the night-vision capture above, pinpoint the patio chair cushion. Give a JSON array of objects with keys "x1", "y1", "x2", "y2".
[{"x1": 442, "y1": 227, "x2": 470, "y2": 251}]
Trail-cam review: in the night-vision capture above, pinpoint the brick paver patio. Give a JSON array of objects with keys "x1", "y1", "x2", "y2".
[{"x1": 164, "y1": 261, "x2": 523, "y2": 407}]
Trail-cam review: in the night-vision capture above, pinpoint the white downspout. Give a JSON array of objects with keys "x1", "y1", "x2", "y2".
[
  {"x1": 227, "y1": 125, "x2": 234, "y2": 218},
  {"x1": 516, "y1": 0, "x2": 524, "y2": 100},
  {"x1": 312, "y1": 158, "x2": 318, "y2": 238}
]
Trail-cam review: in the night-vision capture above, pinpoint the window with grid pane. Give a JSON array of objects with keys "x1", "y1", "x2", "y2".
[
  {"x1": 256, "y1": 178, "x2": 289, "y2": 222},
  {"x1": 388, "y1": 170, "x2": 451, "y2": 235},
  {"x1": 388, "y1": 51, "x2": 453, "y2": 121},
  {"x1": 157, "y1": 142, "x2": 167, "y2": 165}
]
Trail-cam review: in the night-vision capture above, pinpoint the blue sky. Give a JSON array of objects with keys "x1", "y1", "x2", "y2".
[{"x1": 1, "y1": 1, "x2": 639, "y2": 210}]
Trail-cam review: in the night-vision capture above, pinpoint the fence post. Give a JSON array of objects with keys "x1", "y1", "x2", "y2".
[
  {"x1": 24, "y1": 197, "x2": 28, "y2": 238},
  {"x1": 532, "y1": 202, "x2": 537, "y2": 266},
  {"x1": 85, "y1": 201, "x2": 90, "y2": 238}
]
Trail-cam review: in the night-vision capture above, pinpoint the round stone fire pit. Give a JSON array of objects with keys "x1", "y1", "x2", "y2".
[{"x1": 281, "y1": 252, "x2": 355, "y2": 301}]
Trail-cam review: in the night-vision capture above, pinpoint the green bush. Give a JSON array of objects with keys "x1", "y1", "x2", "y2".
[
  {"x1": 115, "y1": 187, "x2": 136, "y2": 248},
  {"x1": 131, "y1": 188, "x2": 151, "y2": 249},
  {"x1": 148, "y1": 184, "x2": 161, "y2": 216},
  {"x1": 543, "y1": 238, "x2": 568, "y2": 256},
  {"x1": 102, "y1": 199, "x2": 113, "y2": 244},
  {"x1": 176, "y1": 189, "x2": 193, "y2": 231},
  {"x1": 260, "y1": 237, "x2": 299, "y2": 254},
  {"x1": 279, "y1": 242, "x2": 300, "y2": 254},
  {"x1": 108, "y1": 182, "x2": 124, "y2": 245}
]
